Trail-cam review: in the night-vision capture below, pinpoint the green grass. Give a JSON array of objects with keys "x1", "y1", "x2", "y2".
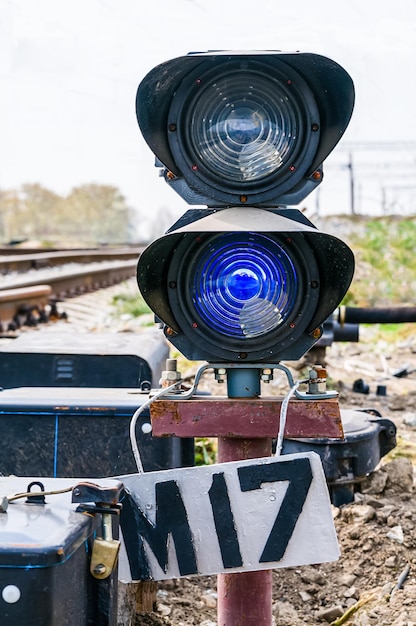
[
  {"x1": 344, "y1": 217, "x2": 416, "y2": 307},
  {"x1": 384, "y1": 435, "x2": 416, "y2": 464},
  {"x1": 194, "y1": 438, "x2": 218, "y2": 465},
  {"x1": 111, "y1": 292, "x2": 153, "y2": 318}
]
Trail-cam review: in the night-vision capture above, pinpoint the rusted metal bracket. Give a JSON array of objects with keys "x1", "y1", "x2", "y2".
[
  {"x1": 71, "y1": 480, "x2": 123, "y2": 506},
  {"x1": 150, "y1": 395, "x2": 344, "y2": 439},
  {"x1": 151, "y1": 361, "x2": 344, "y2": 440}
]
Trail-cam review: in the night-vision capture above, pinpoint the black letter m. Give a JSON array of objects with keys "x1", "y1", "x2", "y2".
[{"x1": 121, "y1": 480, "x2": 197, "y2": 580}]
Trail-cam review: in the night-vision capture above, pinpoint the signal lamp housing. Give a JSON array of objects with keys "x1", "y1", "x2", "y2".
[
  {"x1": 137, "y1": 51, "x2": 354, "y2": 207},
  {"x1": 136, "y1": 51, "x2": 355, "y2": 364},
  {"x1": 137, "y1": 208, "x2": 354, "y2": 363}
]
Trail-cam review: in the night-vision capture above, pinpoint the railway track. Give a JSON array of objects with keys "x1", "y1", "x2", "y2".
[
  {"x1": 0, "y1": 248, "x2": 142, "y2": 331},
  {"x1": 0, "y1": 247, "x2": 142, "y2": 273}
]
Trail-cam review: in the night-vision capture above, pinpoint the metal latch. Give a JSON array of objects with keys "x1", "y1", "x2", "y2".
[
  {"x1": 90, "y1": 510, "x2": 121, "y2": 580},
  {"x1": 71, "y1": 481, "x2": 122, "y2": 580}
]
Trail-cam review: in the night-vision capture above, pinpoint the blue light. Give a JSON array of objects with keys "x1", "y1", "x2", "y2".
[
  {"x1": 191, "y1": 233, "x2": 299, "y2": 339},
  {"x1": 227, "y1": 268, "x2": 259, "y2": 300}
]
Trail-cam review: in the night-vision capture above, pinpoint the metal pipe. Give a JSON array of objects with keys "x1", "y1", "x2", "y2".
[
  {"x1": 226, "y1": 367, "x2": 260, "y2": 398},
  {"x1": 217, "y1": 438, "x2": 273, "y2": 626},
  {"x1": 338, "y1": 305, "x2": 416, "y2": 324},
  {"x1": 217, "y1": 367, "x2": 273, "y2": 626}
]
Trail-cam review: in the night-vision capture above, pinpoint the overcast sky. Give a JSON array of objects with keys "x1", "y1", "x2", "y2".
[{"x1": 1, "y1": 0, "x2": 416, "y2": 237}]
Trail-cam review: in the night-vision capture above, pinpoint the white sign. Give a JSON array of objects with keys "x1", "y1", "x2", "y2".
[{"x1": 118, "y1": 451, "x2": 339, "y2": 581}]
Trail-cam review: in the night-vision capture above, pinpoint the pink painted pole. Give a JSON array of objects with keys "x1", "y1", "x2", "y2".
[{"x1": 217, "y1": 437, "x2": 273, "y2": 626}]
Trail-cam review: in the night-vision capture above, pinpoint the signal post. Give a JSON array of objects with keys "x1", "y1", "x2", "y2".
[
  {"x1": 150, "y1": 363, "x2": 344, "y2": 625},
  {"x1": 129, "y1": 50, "x2": 356, "y2": 625}
]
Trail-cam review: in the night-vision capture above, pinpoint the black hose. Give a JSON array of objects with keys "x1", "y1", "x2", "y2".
[{"x1": 338, "y1": 306, "x2": 416, "y2": 324}]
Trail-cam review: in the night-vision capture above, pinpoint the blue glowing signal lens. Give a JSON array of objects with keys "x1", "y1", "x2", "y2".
[{"x1": 191, "y1": 233, "x2": 299, "y2": 339}]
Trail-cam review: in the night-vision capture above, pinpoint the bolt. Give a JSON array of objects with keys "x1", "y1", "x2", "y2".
[
  {"x1": 166, "y1": 359, "x2": 177, "y2": 371},
  {"x1": 160, "y1": 358, "x2": 181, "y2": 388},
  {"x1": 93, "y1": 564, "x2": 107, "y2": 576},
  {"x1": 0, "y1": 496, "x2": 8, "y2": 513},
  {"x1": 215, "y1": 368, "x2": 227, "y2": 383},
  {"x1": 307, "y1": 365, "x2": 327, "y2": 394},
  {"x1": 261, "y1": 368, "x2": 273, "y2": 383}
]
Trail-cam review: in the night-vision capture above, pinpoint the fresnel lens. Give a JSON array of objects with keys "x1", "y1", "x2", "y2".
[
  {"x1": 166, "y1": 57, "x2": 319, "y2": 205},
  {"x1": 189, "y1": 233, "x2": 298, "y2": 339}
]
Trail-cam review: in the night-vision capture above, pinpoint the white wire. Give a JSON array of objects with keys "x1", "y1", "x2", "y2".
[
  {"x1": 129, "y1": 381, "x2": 182, "y2": 473},
  {"x1": 274, "y1": 380, "x2": 301, "y2": 457}
]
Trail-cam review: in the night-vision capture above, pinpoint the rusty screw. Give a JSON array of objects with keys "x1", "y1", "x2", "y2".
[{"x1": 307, "y1": 365, "x2": 327, "y2": 394}]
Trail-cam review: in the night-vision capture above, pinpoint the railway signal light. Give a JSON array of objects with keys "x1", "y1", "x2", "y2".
[{"x1": 136, "y1": 51, "x2": 355, "y2": 363}]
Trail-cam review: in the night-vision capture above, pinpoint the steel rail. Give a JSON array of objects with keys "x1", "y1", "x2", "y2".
[
  {"x1": 0, "y1": 247, "x2": 143, "y2": 274},
  {"x1": 0, "y1": 260, "x2": 138, "y2": 330},
  {"x1": 0, "y1": 285, "x2": 52, "y2": 330}
]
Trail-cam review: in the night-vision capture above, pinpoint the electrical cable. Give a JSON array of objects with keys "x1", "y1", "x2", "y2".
[
  {"x1": 274, "y1": 380, "x2": 305, "y2": 457},
  {"x1": 7, "y1": 485, "x2": 74, "y2": 503},
  {"x1": 129, "y1": 381, "x2": 183, "y2": 473}
]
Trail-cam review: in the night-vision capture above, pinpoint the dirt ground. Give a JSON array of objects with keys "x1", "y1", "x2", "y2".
[{"x1": 135, "y1": 327, "x2": 416, "y2": 626}]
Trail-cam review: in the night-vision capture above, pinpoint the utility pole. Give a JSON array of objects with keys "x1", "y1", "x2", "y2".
[{"x1": 347, "y1": 152, "x2": 355, "y2": 215}]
